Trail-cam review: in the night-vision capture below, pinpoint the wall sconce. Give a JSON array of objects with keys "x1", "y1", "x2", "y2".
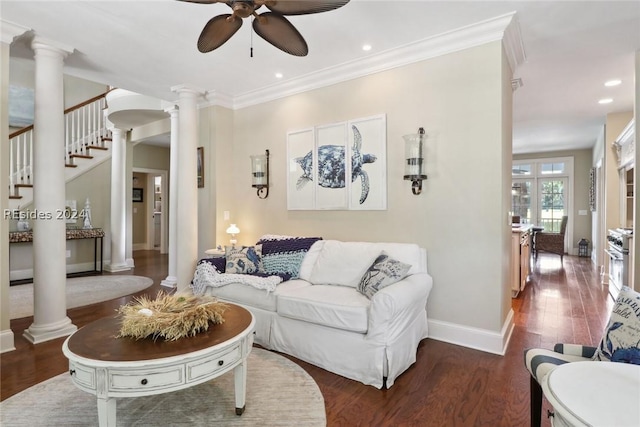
[
  {"x1": 251, "y1": 150, "x2": 269, "y2": 199},
  {"x1": 403, "y1": 127, "x2": 428, "y2": 195},
  {"x1": 226, "y1": 223, "x2": 240, "y2": 247}
]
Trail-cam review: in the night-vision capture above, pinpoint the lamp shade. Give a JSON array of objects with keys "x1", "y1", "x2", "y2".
[{"x1": 226, "y1": 224, "x2": 240, "y2": 235}]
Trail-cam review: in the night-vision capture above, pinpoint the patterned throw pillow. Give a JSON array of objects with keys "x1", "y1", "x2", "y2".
[
  {"x1": 593, "y1": 286, "x2": 640, "y2": 364},
  {"x1": 357, "y1": 252, "x2": 411, "y2": 299},
  {"x1": 225, "y1": 245, "x2": 263, "y2": 274},
  {"x1": 256, "y1": 236, "x2": 322, "y2": 280}
]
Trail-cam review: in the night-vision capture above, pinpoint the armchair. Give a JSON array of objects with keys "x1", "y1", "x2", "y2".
[
  {"x1": 524, "y1": 286, "x2": 640, "y2": 427},
  {"x1": 535, "y1": 216, "x2": 568, "y2": 261}
]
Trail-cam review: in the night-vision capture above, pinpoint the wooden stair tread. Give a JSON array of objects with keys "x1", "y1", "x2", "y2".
[
  {"x1": 69, "y1": 154, "x2": 93, "y2": 159},
  {"x1": 101, "y1": 137, "x2": 112, "y2": 142},
  {"x1": 86, "y1": 145, "x2": 108, "y2": 151},
  {"x1": 65, "y1": 164, "x2": 78, "y2": 168},
  {"x1": 15, "y1": 184, "x2": 33, "y2": 188},
  {"x1": 9, "y1": 195, "x2": 22, "y2": 199}
]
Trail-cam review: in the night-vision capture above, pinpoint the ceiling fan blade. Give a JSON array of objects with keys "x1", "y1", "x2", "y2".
[
  {"x1": 252, "y1": 12, "x2": 308, "y2": 56},
  {"x1": 197, "y1": 14, "x2": 242, "y2": 53},
  {"x1": 176, "y1": 0, "x2": 226, "y2": 4},
  {"x1": 264, "y1": 0, "x2": 350, "y2": 16}
]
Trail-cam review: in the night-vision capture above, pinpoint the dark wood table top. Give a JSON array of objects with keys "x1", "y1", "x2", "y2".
[{"x1": 66, "y1": 303, "x2": 252, "y2": 362}]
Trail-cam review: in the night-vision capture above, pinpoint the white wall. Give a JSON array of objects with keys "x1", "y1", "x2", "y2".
[{"x1": 206, "y1": 41, "x2": 514, "y2": 353}]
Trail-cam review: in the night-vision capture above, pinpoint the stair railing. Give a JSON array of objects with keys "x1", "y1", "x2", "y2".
[{"x1": 8, "y1": 91, "x2": 110, "y2": 197}]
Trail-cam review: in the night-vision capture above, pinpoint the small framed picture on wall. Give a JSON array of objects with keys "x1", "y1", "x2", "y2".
[
  {"x1": 197, "y1": 147, "x2": 204, "y2": 188},
  {"x1": 132, "y1": 188, "x2": 144, "y2": 203}
]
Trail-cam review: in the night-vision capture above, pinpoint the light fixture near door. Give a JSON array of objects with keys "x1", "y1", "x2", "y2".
[{"x1": 251, "y1": 149, "x2": 269, "y2": 199}]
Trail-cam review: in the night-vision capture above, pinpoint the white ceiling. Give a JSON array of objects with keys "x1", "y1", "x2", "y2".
[{"x1": 3, "y1": 1, "x2": 640, "y2": 154}]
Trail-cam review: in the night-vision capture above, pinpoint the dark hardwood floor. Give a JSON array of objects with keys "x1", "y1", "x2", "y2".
[{"x1": 1, "y1": 251, "x2": 612, "y2": 426}]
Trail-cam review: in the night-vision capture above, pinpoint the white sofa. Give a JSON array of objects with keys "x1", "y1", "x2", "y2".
[{"x1": 192, "y1": 239, "x2": 433, "y2": 389}]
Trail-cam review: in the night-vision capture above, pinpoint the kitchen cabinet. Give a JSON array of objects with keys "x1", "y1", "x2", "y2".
[{"x1": 512, "y1": 224, "x2": 532, "y2": 297}]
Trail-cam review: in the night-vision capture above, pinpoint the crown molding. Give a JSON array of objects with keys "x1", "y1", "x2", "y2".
[
  {"x1": 225, "y1": 12, "x2": 522, "y2": 110},
  {"x1": 201, "y1": 90, "x2": 234, "y2": 110},
  {"x1": 1, "y1": 20, "x2": 30, "y2": 45}
]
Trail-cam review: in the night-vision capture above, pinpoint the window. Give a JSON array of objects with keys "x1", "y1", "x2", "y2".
[{"x1": 512, "y1": 157, "x2": 573, "y2": 249}]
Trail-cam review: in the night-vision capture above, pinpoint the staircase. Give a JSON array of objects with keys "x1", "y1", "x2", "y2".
[{"x1": 8, "y1": 92, "x2": 112, "y2": 210}]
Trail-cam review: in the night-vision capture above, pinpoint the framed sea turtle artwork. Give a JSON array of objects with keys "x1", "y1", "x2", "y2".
[{"x1": 287, "y1": 114, "x2": 387, "y2": 211}]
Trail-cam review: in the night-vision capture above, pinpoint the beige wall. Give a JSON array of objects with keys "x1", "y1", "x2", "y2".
[
  {"x1": 132, "y1": 172, "x2": 147, "y2": 245},
  {"x1": 208, "y1": 41, "x2": 513, "y2": 340},
  {"x1": 513, "y1": 148, "x2": 594, "y2": 252}
]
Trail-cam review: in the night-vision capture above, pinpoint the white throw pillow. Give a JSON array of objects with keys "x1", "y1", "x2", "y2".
[{"x1": 308, "y1": 241, "x2": 380, "y2": 288}]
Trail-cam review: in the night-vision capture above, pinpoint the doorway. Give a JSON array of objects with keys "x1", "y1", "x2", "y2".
[{"x1": 132, "y1": 168, "x2": 168, "y2": 254}]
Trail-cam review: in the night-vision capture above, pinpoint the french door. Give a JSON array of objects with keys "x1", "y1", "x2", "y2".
[{"x1": 538, "y1": 178, "x2": 567, "y2": 233}]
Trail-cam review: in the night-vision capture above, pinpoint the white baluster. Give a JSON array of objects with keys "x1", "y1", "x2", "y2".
[
  {"x1": 9, "y1": 137, "x2": 15, "y2": 196},
  {"x1": 28, "y1": 131, "x2": 33, "y2": 184}
]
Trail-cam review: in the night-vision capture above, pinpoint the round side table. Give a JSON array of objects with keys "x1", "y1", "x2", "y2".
[{"x1": 542, "y1": 361, "x2": 640, "y2": 427}]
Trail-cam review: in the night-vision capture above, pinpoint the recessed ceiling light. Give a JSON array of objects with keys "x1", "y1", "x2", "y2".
[
  {"x1": 598, "y1": 98, "x2": 613, "y2": 104},
  {"x1": 604, "y1": 79, "x2": 622, "y2": 87},
  {"x1": 275, "y1": 72, "x2": 283, "y2": 79},
  {"x1": 362, "y1": 44, "x2": 372, "y2": 52}
]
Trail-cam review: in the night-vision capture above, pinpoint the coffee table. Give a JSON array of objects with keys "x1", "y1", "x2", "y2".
[{"x1": 62, "y1": 303, "x2": 255, "y2": 427}]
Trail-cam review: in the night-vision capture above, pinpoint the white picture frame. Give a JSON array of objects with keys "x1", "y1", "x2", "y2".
[{"x1": 286, "y1": 114, "x2": 387, "y2": 211}]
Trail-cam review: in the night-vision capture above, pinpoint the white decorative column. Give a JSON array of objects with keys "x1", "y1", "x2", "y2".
[
  {"x1": 171, "y1": 85, "x2": 203, "y2": 291},
  {"x1": 161, "y1": 106, "x2": 179, "y2": 288},
  {"x1": 106, "y1": 127, "x2": 130, "y2": 272},
  {"x1": 23, "y1": 37, "x2": 77, "y2": 344}
]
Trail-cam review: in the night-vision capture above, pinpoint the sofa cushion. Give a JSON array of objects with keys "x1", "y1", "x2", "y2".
[
  {"x1": 276, "y1": 284, "x2": 370, "y2": 333},
  {"x1": 357, "y1": 252, "x2": 411, "y2": 298},
  {"x1": 203, "y1": 279, "x2": 312, "y2": 312},
  {"x1": 225, "y1": 245, "x2": 263, "y2": 274},
  {"x1": 593, "y1": 286, "x2": 640, "y2": 364},
  {"x1": 308, "y1": 241, "x2": 380, "y2": 288},
  {"x1": 298, "y1": 240, "x2": 326, "y2": 281},
  {"x1": 256, "y1": 236, "x2": 322, "y2": 280}
]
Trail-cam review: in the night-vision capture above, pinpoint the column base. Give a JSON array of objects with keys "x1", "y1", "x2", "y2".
[
  {"x1": 160, "y1": 276, "x2": 178, "y2": 288},
  {"x1": 104, "y1": 262, "x2": 131, "y2": 273},
  {"x1": 23, "y1": 317, "x2": 77, "y2": 344},
  {"x1": 126, "y1": 258, "x2": 135, "y2": 268}
]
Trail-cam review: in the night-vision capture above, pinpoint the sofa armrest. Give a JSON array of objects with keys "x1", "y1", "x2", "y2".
[
  {"x1": 366, "y1": 273, "x2": 433, "y2": 343},
  {"x1": 553, "y1": 343, "x2": 597, "y2": 358}
]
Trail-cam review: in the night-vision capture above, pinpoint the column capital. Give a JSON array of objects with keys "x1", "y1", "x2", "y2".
[
  {"x1": 31, "y1": 36, "x2": 74, "y2": 57},
  {"x1": 0, "y1": 20, "x2": 30, "y2": 45},
  {"x1": 171, "y1": 84, "x2": 206, "y2": 97},
  {"x1": 163, "y1": 103, "x2": 179, "y2": 115}
]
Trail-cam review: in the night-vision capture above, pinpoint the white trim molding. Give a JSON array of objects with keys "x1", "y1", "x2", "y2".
[
  {"x1": 0, "y1": 329, "x2": 16, "y2": 353},
  {"x1": 428, "y1": 309, "x2": 515, "y2": 355},
  {"x1": 227, "y1": 12, "x2": 523, "y2": 110},
  {"x1": 0, "y1": 19, "x2": 30, "y2": 44}
]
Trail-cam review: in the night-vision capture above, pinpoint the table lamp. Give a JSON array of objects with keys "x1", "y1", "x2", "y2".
[{"x1": 226, "y1": 224, "x2": 240, "y2": 247}]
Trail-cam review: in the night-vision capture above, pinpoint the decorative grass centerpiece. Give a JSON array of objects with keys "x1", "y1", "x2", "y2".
[{"x1": 116, "y1": 292, "x2": 228, "y2": 341}]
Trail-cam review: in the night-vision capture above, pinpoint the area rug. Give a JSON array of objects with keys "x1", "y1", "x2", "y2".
[
  {"x1": 9, "y1": 275, "x2": 154, "y2": 320},
  {"x1": 0, "y1": 348, "x2": 326, "y2": 426}
]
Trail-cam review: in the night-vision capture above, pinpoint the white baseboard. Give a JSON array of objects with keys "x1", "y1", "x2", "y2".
[
  {"x1": 0, "y1": 329, "x2": 16, "y2": 353},
  {"x1": 133, "y1": 243, "x2": 147, "y2": 251},
  {"x1": 427, "y1": 309, "x2": 515, "y2": 355},
  {"x1": 9, "y1": 261, "x2": 106, "y2": 281}
]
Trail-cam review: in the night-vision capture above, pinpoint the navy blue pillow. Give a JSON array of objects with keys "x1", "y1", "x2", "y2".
[{"x1": 198, "y1": 257, "x2": 226, "y2": 273}]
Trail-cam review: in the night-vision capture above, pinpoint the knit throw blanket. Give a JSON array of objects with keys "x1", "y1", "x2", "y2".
[{"x1": 191, "y1": 261, "x2": 283, "y2": 296}]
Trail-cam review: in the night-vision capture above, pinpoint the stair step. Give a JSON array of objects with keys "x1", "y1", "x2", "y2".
[
  {"x1": 9, "y1": 195, "x2": 22, "y2": 200},
  {"x1": 70, "y1": 154, "x2": 94, "y2": 159},
  {"x1": 65, "y1": 164, "x2": 78, "y2": 168},
  {"x1": 15, "y1": 184, "x2": 33, "y2": 188},
  {"x1": 86, "y1": 145, "x2": 109, "y2": 151},
  {"x1": 102, "y1": 137, "x2": 112, "y2": 142}
]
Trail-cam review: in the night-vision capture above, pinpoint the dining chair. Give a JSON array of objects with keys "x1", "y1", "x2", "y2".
[{"x1": 535, "y1": 216, "x2": 568, "y2": 261}]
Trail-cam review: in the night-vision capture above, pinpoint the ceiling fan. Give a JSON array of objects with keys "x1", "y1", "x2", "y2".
[{"x1": 177, "y1": 0, "x2": 350, "y2": 56}]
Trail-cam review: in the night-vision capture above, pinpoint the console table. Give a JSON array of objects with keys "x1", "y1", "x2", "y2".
[
  {"x1": 9, "y1": 228, "x2": 104, "y2": 285},
  {"x1": 542, "y1": 361, "x2": 640, "y2": 426},
  {"x1": 62, "y1": 304, "x2": 255, "y2": 427}
]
